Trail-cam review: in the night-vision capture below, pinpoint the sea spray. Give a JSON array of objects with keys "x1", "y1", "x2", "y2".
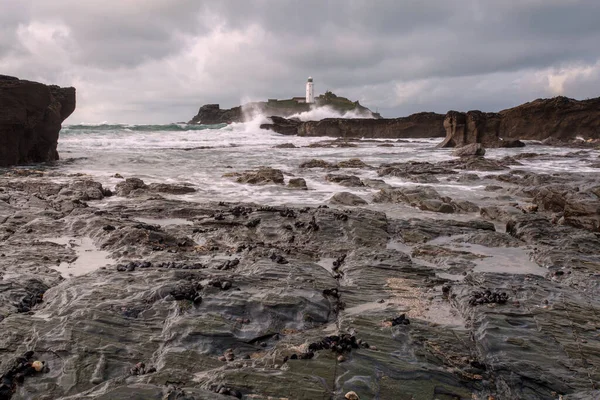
[{"x1": 287, "y1": 105, "x2": 376, "y2": 121}]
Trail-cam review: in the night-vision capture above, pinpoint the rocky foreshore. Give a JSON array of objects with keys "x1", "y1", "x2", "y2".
[
  {"x1": 0, "y1": 75, "x2": 76, "y2": 167},
  {"x1": 1, "y1": 147, "x2": 600, "y2": 399}
]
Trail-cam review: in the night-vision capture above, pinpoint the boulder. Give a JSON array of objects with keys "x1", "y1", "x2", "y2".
[
  {"x1": 329, "y1": 192, "x2": 368, "y2": 206},
  {"x1": 287, "y1": 178, "x2": 308, "y2": 190},
  {"x1": 337, "y1": 158, "x2": 370, "y2": 168},
  {"x1": 236, "y1": 167, "x2": 285, "y2": 185},
  {"x1": 0, "y1": 75, "x2": 76, "y2": 167},
  {"x1": 325, "y1": 174, "x2": 364, "y2": 187},
  {"x1": 147, "y1": 183, "x2": 196, "y2": 194},
  {"x1": 452, "y1": 143, "x2": 486, "y2": 157},
  {"x1": 300, "y1": 159, "x2": 337, "y2": 169},
  {"x1": 115, "y1": 178, "x2": 148, "y2": 196},
  {"x1": 68, "y1": 180, "x2": 106, "y2": 200}
]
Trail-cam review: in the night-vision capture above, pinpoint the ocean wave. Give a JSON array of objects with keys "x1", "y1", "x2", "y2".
[{"x1": 62, "y1": 123, "x2": 227, "y2": 132}]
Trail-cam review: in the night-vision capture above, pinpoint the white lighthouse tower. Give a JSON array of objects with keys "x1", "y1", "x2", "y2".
[{"x1": 305, "y1": 77, "x2": 314, "y2": 103}]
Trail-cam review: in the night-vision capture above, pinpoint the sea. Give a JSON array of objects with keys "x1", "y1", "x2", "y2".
[{"x1": 55, "y1": 114, "x2": 597, "y2": 213}]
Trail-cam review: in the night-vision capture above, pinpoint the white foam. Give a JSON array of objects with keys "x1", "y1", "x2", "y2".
[{"x1": 56, "y1": 123, "x2": 600, "y2": 207}]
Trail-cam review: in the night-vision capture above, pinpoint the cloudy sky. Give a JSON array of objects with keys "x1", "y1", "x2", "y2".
[{"x1": 2, "y1": 0, "x2": 600, "y2": 123}]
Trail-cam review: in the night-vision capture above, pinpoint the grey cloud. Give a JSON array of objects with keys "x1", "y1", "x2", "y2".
[{"x1": 1, "y1": 0, "x2": 599, "y2": 123}]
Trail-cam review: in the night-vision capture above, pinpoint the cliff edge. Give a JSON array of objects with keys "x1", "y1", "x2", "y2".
[
  {"x1": 0, "y1": 75, "x2": 76, "y2": 167},
  {"x1": 439, "y1": 96, "x2": 600, "y2": 148}
]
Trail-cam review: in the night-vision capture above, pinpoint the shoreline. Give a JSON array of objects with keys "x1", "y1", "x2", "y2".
[{"x1": 1, "y1": 146, "x2": 599, "y2": 399}]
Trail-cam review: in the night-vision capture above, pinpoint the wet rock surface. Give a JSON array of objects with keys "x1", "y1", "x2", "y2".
[
  {"x1": 233, "y1": 167, "x2": 285, "y2": 185},
  {"x1": 329, "y1": 192, "x2": 368, "y2": 206},
  {"x1": 374, "y1": 187, "x2": 479, "y2": 214},
  {"x1": 0, "y1": 149, "x2": 600, "y2": 400}
]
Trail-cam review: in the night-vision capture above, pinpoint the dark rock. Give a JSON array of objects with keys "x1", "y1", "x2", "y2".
[
  {"x1": 468, "y1": 289, "x2": 509, "y2": 306},
  {"x1": 389, "y1": 217, "x2": 495, "y2": 244},
  {"x1": 387, "y1": 313, "x2": 410, "y2": 326},
  {"x1": 287, "y1": 178, "x2": 308, "y2": 190},
  {"x1": 325, "y1": 174, "x2": 364, "y2": 187},
  {"x1": 439, "y1": 96, "x2": 600, "y2": 148},
  {"x1": 15, "y1": 280, "x2": 48, "y2": 313},
  {"x1": 0, "y1": 351, "x2": 47, "y2": 397},
  {"x1": 147, "y1": 183, "x2": 196, "y2": 194},
  {"x1": 300, "y1": 159, "x2": 337, "y2": 169},
  {"x1": 377, "y1": 161, "x2": 457, "y2": 178},
  {"x1": 261, "y1": 112, "x2": 445, "y2": 138},
  {"x1": 499, "y1": 139, "x2": 525, "y2": 148},
  {"x1": 440, "y1": 157, "x2": 510, "y2": 171},
  {"x1": 0, "y1": 75, "x2": 76, "y2": 166},
  {"x1": 269, "y1": 253, "x2": 289, "y2": 264},
  {"x1": 272, "y1": 143, "x2": 297, "y2": 149},
  {"x1": 337, "y1": 158, "x2": 370, "y2": 169},
  {"x1": 188, "y1": 104, "x2": 242, "y2": 125},
  {"x1": 563, "y1": 190, "x2": 600, "y2": 232},
  {"x1": 115, "y1": 178, "x2": 148, "y2": 196},
  {"x1": 67, "y1": 179, "x2": 106, "y2": 200},
  {"x1": 452, "y1": 143, "x2": 486, "y2": 157},
  {"x1": 170, "y1": 281, "x2": 203, "y2": 303},
  {"x1": 439, "y1": 110, "x2": 502, "y2": 148},
  {"x1": 373, "y1": 187, "x2": 475, "y2": 214},
  {"x1": 236, "y1": 167, "x2": 285, "y2": 185},
  {"x1": 329, "y1": 192, "x2": 368, "y2": 206},
  {"x1": 260, "y1": 116, "x2": 301, "y2": 135}
]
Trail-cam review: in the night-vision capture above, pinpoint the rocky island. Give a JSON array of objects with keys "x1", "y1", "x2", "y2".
[
  {"x1": 189, "y1": 91, "x2": 380, "y2": 125},
  {"x1": 1, "y1": 77, "x2": 600, "y2": 400}
]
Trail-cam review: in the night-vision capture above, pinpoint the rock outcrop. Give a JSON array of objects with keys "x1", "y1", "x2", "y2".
[
  {"x1": 439, "y1": 96, "x2": 600, "y2": 148},
  {"x1": 189, "y1": 93, "x2": 378, "y2": 125},
  {"x1": 500, "y1": 96, "x2": 600, "y2": 141},
  {"x1": 0, "y1": 75, "x2": 76, "y2": 167},
  {"x1": 188, "y1": 104, "x2": 243, "y2": 125},
  {"x1": 261, "y1": 112, "x2": 446, "y2": 139}
]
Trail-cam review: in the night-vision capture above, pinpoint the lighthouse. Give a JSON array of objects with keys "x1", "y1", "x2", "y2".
[{"x1": 305, "y1": 77, "x2": 314, "y2": 103}]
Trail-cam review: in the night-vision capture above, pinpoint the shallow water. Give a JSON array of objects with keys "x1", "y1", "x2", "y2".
[
  {"x1": 134, "y1": 217, "x2": 193, "y2": 226},
  {"x1": 45, "y1": 237, "x2": 112, "y2": 277},
  {"x1": 428, "y1": 236, "x2": 547, "y2": 276}
]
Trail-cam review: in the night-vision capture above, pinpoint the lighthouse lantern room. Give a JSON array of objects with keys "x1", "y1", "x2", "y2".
[{"x1": 306, "y1": 77, "x2": 314, "y2": 104}]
